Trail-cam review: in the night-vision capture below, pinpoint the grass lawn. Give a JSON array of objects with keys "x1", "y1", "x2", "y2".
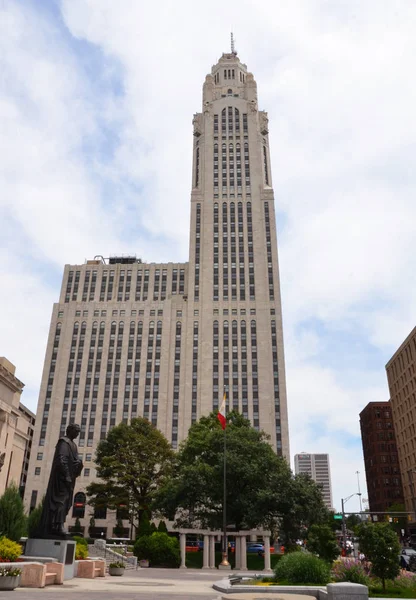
[
  {"x1": 185, "y1": 551, "x2": 282, "y2": 570},
  {"x1": 369, "y1": 588, "x2": 416, "y2": 598}
]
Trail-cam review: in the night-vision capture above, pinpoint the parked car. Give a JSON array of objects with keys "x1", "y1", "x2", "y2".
[
  {"x1": 247, "y1": 543, "x2": 265, "y2": 554},
  {"x1": 400, "y1": 548, "x2": 416, "y2": 570}
]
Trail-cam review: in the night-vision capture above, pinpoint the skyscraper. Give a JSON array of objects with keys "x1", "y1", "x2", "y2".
[
  {"x1": 25, "y1": 49, "x2": 290, "y2": 535},
  {"x1": 294, "y1": 453, "x2": 333, "y2": 510}
]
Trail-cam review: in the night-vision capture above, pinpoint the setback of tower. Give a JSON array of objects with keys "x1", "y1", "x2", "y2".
[{"x1": 24, "y1": 52, "x2": 290, "y2": 532}]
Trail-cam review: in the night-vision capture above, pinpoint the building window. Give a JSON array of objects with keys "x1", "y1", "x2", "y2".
[
  {"x1": 37, "y1": 453, "x2": 43, "y2": 460},
  {"x1": 34, "y1": 467, "x2": 41, "y2": 476},
  {"x1": 176, "y1": 310, "x2": 182, "y2": 318},
  {"x1": 72, "y1": 492, "x2": 86, "y2": 518}
]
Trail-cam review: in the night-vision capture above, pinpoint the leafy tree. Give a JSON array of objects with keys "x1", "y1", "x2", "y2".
[
  {"x1": 134, "y1": 532, "x2": 180, "y2": 567},
  {"x1": 150, "y1": 522, "x2": 157, "y2": 534},
  {"x1": 306, "y1": 524, "x2": 340, "y2": 564},
  {"x1": 158, "y1": 520, "x2": 168, "y2": 533},
  {"x1": 73, "y1": 517, "x2": 83, "y2": 534},
  {"x1": 346, "y1": 514, "x2": 362, "y2": 531},
  {"x1": 86, "y1": 418, "x2": 174, "y2": 534},
  {"x1": 28, "y1": 497, "x2": 44, "y2": 539},
  {"x1": 88, "y1": 516, "x2": 96, "y2": 537},
  {"x1": 155, "y1": 411, "x2": 292, "y2": 530},
  {"x1": 0, "y1": 485, "x2": 27, "y2": 541},
  {"x1": 114, "y1": 517, "x2": 125, "y2": 537},
  {"x1": 357, "y1": 522, "x2": 400, "y2": 591},
  {"x1": 137, "y1": 509, "x2": 152, "y2": 538}
]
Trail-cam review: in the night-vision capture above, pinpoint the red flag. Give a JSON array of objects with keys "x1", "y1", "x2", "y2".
[{"x1": 218, "y1": 392, "x2": 227, "y2": 430}]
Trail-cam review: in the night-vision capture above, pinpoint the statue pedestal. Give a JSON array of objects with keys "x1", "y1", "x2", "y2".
[{"x1": 25, "y1": 539, "x2": 76, "y2": 580}]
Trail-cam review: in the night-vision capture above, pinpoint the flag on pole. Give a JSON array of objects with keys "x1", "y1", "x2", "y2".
[{"x1": 218, "y1": 392, "x2": 227, "y2": 430}]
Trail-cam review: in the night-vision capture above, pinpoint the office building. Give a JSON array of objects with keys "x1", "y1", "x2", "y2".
[
  {"x1": 25, "y1": 48, "x2": 290, "y2": 535},
  {"x1": 359, "y1": 401, "x2": 404, "y2": 512},
  {"x1": 294, "y1": 452, "x2": 333, "y2": 510},
  {"x1": 385, "y1": 327, "x2": 416, "y2": 526},
  {"x1": 0, "y1": 357, "x2": 35, "y2": 497}
]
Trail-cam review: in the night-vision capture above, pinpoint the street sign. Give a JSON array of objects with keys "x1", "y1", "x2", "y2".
[{"x1": 334, "y1": 514, "x2": 343, "y2": 520}]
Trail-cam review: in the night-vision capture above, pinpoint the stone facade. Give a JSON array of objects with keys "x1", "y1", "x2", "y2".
[
  {"x1": 0, "y1": 357, "x2": 35, "y2": 497},
  {"x1": 24, "y1": 50, "x2": 290, "y2": 535}
]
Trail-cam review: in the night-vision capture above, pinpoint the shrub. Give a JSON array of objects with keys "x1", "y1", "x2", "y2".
[
  {"x1": 274, "y1": 551, "x2": 331, "y2": 584},
  {"x1": 75, "y1": 543, "x2": 88, "y2": 560},
  {"x1": 158, "y1": 520, "x2": 168, "y2": 533},
  {"x1": 332, "y1": 558, "x2": 371, "y2": 585},
  {"x1": 0, "y1": 485, "x2": 27, "y2": 542},
  {"x1": 137, "y1": 510, "x2": 152, "y2": 538},
  {"x1": 134, "y1": 532, "x2": 180, "y2": 568},
  {"x1": 109, "y1": 561, "x2": 125, "y2": 568},
  {"x1": 0, "y1": 537, "x2": 22, "y2": 562},
  {"x1": 27, "y1": 498, "x2": 44, "y2": 539},
  {"x1": 392, "y1": 571, "x2": 416, "y2": 590},
  {"x1": 357, "y1": 522, "x2": 400, "y2": 591},
  {"x1": 307, "y1": 524, "x2": 340, "y2": 564},
  {"x1": 73, "y1": 536, "x2": 88, "y2": 547}
]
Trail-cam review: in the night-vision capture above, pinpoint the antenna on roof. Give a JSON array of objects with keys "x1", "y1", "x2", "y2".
[{"x1": 231, "y1": 32, "x2": 236, "y2": 54}]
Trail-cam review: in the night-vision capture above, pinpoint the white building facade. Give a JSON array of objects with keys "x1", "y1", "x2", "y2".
[
  {"x1": 25, "y1": 50, "x2": 290, "y2": 536},
  {"x1": 294, "y1": 453, "x2": 333, "y2": 510}
]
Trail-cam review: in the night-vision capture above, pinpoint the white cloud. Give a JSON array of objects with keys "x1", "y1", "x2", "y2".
[{"x1": 2, "y1": 0, "x2": 416, "y2": 510}]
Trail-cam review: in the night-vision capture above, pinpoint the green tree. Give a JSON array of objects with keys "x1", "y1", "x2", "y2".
[
  {"x1": 88, "y1": 516, "x2": 96, "y2": 537},
  {"x1": 357, "y1": 522, "x2": 400, "y2": 591},
  {"x1": 157, "y1": 520, "x2": 168, "y2": 533},
  {"x1": 114, "y1": 517, "x2": 125, "y2": 537},
  {"x1": 28, "y1": 497, "x2": 44, "y2": 539},
  {"x1": 346, "y1": 514, "x2": 362, "y2": 531},
  {"x1": 73, "y1": 517, "x2": 83, "y2": 534},
  {"x1": 0, "y1": 484, "x2": 27, "y2": 541},
  {"x1": 86, "y1": 418, "x2": 174, "y2": 534},
  {"x1": 155, "y1": 411, "x2": 292, "y2": 531},
  {"x1": 137, "y1": 509, "x2": 152, "y2": 538},
  {"x1": 306, "y1": 524, "x2": 340, "y2": 564}
]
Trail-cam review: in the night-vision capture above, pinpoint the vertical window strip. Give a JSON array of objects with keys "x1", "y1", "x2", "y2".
[
  {"x1": 122, "y1": 321, "x2": 136, "y2": 424},
  {"x1": 235, "y1": 108, "x2": 240, "y2": 133},
  {"x1": 214, "y1": 114, "x2": 218, "y2": 135},
  {"x1": 221, "y1": 142, "x2": 227, "y2": 192},
  {"x1": 194, "y1": 204, "x2": 201, "y2": 301},
  {"x1": 213, "y1": 203, "x2": 219, "y2": 301},
  {"x1": 82, "y1": 271, "x2": 91, "y2": 302},
  {"x1": 82, "y1": 320, "x2": 97, "y2": 443},
  {"x1": 230, "y1": 202, "x2": 237, "y2": 300},
  {"x1": 161, "y1": 269, "x2": 167, "y2": 301},
  {"x1": 60, "y1": 321, "x2": 81, "y2": 438},
  {"x1": 192, "y1": 321, "x2": 199, "y2": 423},
  {"x1": 238, "y1": 202, "x2": 245, "y2": 301},
  {"x1": 236, "y1": 143, "x2": 242, "y2": 189},
  {"x1": 172, "y1": 321, "x2": 181, "y2": 448},
  {"x1": 229, "y1": 143, "x2": 234, "y2": 190},
  {"x1": 263, "y1": 146, "x2": 269, "y2": 186},
  {"x1": 223, "y1": 321, "x2": 229, "y2": 405},
  {"x1": 89, "y1": 270, "x2": 97, "y2": 301},
  {"x1": 271, "y1": 320, "x2": 282, "y2": 453},
  {"x1": 143, "y1": 269, "x2": 149, "y2": 301},
  {"x1": 222, "y1": 107, "x2": 226, "y2": 133},
  {"x1": 212, "y1": 320, "x2": 219, "y2": 410},
  {"x1": 264, "y1": 202, "x2": 275, "y2": 301},
  {"x1": 247, "y1": 202, "x2": 255, "y2": 300},
  {"x1": 88, "y1": 320, "x2": 104, "y2": 444},
  {"x1": 179, "y1": 268, "x2": 185, "y2": 294},
  {"x1": 143, "y1": 321, "x2": 155, "y2": 421},
  {"x1": 213, "y1": 143, "x2": 219, "y2": 192},
  {"x1": 241, "y1": 320, "x2": 248, "y2": 418},
  {"x1": 251, "y1": 320, "x2": 259, "y2": 428},
  {"x1": 107, "y1": 270, "x2": 114, "y2": 301},
  {"x1": 151, "y1": 321, "x2": 162, "y2": 426},
  {"x1": 243, "y1": 113, "x2": 248, "y2": 134},
  {"x1": 232, "y1": 320, "x2": 239, "y2": 411},
  {"x1": 117, "y1": 270, "x2": 125, "y2": 302},
  {"x1": 171, "y1": 268, "x2": 178, "y2": 295},
  {"x1": 40, "y1": 322, "x2": 62, "y2": 445},
  {"x1": 65, "y1": 270, "x2": 73, "y2": 302},
  {"x1": 222, "y1": 203, "x2": 228, "y2": 300},
  {"x1": 132, "y1": 321, "x2": 143, "y2": 418},
  {"x1": 72, "y1": 270, "x2": 80, "y2": 301},
  {"x1": 228, "y1": 106, "x2": 233, "y2": 134},
  {"x1": 195, "y1": 146, "x2": 200, "y2": 188},
  {"x1": 153, "y1": 269, "x2": 160, "y2": 301},
  {"x1": 135, "y1": 270, "x2": 142, "y2": 301},
  {"x1": 125, "y1": 270, "x2": 131, "y2": 301},
  {"x1": 244, "y1": 142, "x2": 250, "y2": 188},
  {"x1": 100, "y1": 270, "x2": 108, "y2": 302}
]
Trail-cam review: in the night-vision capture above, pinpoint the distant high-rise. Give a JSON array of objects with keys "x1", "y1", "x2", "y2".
[
  {"x1": 294, "y1": 453, "x2": 333, "y2": 510},
  {"x1": 359, "y1": 401, "x2": 404, "y2": 513},
  {"x1": 385, "y1": 327, "x2": 416, "y2": 530},
  {"x1": 25, "y1": 49, "x2": 290, "y2": 536}
]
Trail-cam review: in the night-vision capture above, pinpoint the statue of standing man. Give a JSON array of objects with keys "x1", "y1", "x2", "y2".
[{"x1": 36, "y1": 424, "x2": 83, "y2": 538}]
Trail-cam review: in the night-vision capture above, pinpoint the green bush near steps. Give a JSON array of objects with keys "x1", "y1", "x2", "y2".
[
  {"x1": 134, "y1": 532, "x2": 180, "y2": 568},
  {"x1": 274, "y1": 552, "x2": 331, "y2": 585}
]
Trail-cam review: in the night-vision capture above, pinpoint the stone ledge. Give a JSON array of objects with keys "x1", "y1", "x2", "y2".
[{"x1": 213, "y1": 579, "x2": 366, "y2": 600}]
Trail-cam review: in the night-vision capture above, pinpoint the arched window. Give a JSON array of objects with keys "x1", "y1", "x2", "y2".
[
  {"x1": 72, "y1": 491, "x2": 86, "y2": 518},
  {"x1": 227, "y1": 88, "x2": 233, "y2": 95}
]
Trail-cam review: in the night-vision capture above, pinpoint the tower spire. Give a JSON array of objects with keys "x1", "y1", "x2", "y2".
[{"x1": 231, "y1": 32, "x2": 236, "y2": 55}]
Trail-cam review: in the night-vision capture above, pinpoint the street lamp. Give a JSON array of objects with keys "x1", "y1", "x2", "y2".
[{"x1": 341, "y1": 493, "x2": 362, "y2": 552}]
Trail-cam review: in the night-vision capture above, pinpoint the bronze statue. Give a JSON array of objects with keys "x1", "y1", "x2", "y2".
[{"x1": 36, "y1": 424, "x2": 83, "y2": 538}]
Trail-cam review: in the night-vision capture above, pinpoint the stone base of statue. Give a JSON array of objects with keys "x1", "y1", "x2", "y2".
[{"x1": 25, "y1": 539, "x2": 76, "y2": 580}]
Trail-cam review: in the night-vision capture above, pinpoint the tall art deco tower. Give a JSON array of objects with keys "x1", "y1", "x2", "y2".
[{"x1": 25, "y1": 49, "x2": 290, "y2": 534}]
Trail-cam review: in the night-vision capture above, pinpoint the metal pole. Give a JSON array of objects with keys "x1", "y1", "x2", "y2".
[
  {"x1": 220, "y1": 388, "x2": 229, "y2": 567},
  {"x1": 356, "y1": 471, "x2": 363, "y2": 513},
  {"x1": 342, "y1": 498, "x2": 347, "y2": 553}
]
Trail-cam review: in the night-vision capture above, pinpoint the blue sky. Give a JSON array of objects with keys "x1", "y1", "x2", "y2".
[{"x1": 1, "y1": 0, "x2": 416, "y2": 512}]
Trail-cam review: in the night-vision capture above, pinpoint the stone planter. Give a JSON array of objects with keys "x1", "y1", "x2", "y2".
[
  {"x1": 0, "y1": 575, "x2": 20, "y2": 590},
  {"x1": 139, "y1": 559, "x2": 149, "y2": 568},
  {"x1": 108, "y1": 567, "x2": 125, "y2": 576}
]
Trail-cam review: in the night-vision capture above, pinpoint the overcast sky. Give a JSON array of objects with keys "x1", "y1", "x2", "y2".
[{"x1": 2, "y1": 0, "x2": 416, "y2": 513}]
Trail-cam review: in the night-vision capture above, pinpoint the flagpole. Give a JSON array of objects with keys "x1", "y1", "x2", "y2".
[{"x1": 220, "y1": 387, "x2": 229, "y2": 567}]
